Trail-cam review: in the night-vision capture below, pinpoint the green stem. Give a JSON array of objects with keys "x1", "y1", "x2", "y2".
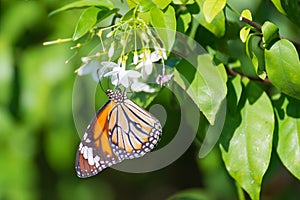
[{"x1": 235, "y1": 182, "x2": 246, "y2": 200}]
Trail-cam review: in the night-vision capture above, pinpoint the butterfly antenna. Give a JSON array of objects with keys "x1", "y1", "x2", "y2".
[{"x1": 96, "y1": 68, "x2": 105, "y2": 93}]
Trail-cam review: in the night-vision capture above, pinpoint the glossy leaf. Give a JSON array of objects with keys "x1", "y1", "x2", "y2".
[
  {"x1": 172, "y1": 0, "x2": 195, "y2": 4},
  {"x1": 203, "y1": 0, "x2": 226, "y2": 23},
  {"x1": 49, "y1": 0, "x2": 114, "y2": 16},
  {"x1": 245, "y1": 34, "x2": 266, "y2": 79},
  {"x1": 265, "y1": 39, "x2": 300, "y2": 100},
  {"x1": 241, "y1": 9, "x2": 252, "y2": 20},
  {"x1": 153, "y1": 0, "x2": 172, "y2": 9},
  {"x1": 178, "y1": 12, "x2": 192, "y2": 33},
  {"x1": 150, "y1": 6, "x2": 176, "y2": 50},
  {"x1": 231, "y1": 75, "x2": 242, "y2": 107},
  {"x1": 186, "y1": 54, "x2": 227, "y2": 125},
  {"x1": 220, "y1": 82, "x2": 274, "y2": 200},
  {"x1": 127, "y1": 0, "x2": 156, "y2": 12},
  {"x1": 261, "y1": 21, "x2": 279, "y2": 50},
  {"x1": 271, "y1": 0, "x2": 286, "y2": 15},
  {"x1": 193, "y1": 0, "x2": 225, "y2": 37},
  {"x1": 239, "y1": 26, "x2": 250, "y2": 43},
  {"x1": 276, "y1": 97, "x2": 300, "y2": 180},
  {"x1": 73, "y1": 7, "x2": 102, "y2": 40}
]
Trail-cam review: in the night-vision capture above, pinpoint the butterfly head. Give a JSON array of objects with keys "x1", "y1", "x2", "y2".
[{"x1": 106, "y1": 89, "x2": 127, "y2": 103}]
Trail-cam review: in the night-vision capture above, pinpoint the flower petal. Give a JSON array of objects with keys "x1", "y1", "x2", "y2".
[
  {"x1": 131, "y1": 80, "x2": 155, "y2": 93},
  {"x1": 75, "y1": 60, "x2": 100, "y2": 76}
]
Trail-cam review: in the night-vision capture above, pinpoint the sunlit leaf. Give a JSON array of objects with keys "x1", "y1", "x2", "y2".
[
  {"x1": 265, "y1": 39, "x2": 300, "y2": 100},
  {"x1": 261, "y1": 21, "x2": 279, "y2": 50},
  {"x1": 153, "y1": 0, "x2": 171, "y2": 9},
  {"x1": 186, "y1": 54, "x2": 227, "y2": 125},
  {"x1": 271, "y1": 0, "x2": 286, "y2": 15},
  {"x1": 220, "y1": 82, "x2": 274, "y2": 200},
  {"x1": 73, "y1": 7, "x2": 101, "y2": 40},
  {"x1": 150, "y1": 6, "x2": 176, "y2": 50},
  {"x1": 178, "y1": 12, "x2": 192, "y2": 33},
  {"x1": 49, "y1": 0, "x2": 114, "y2": 16},
  {"x1": 193, "y1": 0, "x2": 225, "y2": 37},
  {"x1": 241, "y1": 9, "x2": 252, "y2": 20},
  {"x1": 172, "y1": 0, "x2": 195, "y2": 4},
  {"x1": 239, "y1": 26, "x2": 250, "y2": 43},
  {"x1": 203, "y1": 0, "x2": 226, "y2": 23}
]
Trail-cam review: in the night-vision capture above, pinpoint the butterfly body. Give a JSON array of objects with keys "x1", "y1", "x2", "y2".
[{"x1": 76, "y1": 90, "x2": 162, "y2": 178}]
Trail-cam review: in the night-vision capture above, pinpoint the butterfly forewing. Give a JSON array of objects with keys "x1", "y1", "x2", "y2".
[{"x1": 75, "y1": 90, "x2": 162, "y2": 178}]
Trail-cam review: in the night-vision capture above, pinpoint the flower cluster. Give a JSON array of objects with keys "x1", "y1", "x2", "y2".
[{"x1": 75, "y1": 17, "x2": 173, "y2": 93}]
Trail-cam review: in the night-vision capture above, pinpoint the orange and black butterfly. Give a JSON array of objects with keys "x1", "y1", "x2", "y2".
[{"x1": 75, "y1": 89, "x2": 162, "y2": 178}]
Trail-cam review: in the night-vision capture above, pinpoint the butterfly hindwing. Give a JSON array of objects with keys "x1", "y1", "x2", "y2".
[
  {"x1": 108, "y1": 99, "x2": 162, "y2": 159},
  {"x1": 76, "y1": 101, "x2": 121, "y2": 178}
]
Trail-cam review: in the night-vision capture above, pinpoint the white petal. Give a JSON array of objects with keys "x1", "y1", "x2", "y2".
[
  {"x1": 108, "y1": 45, "x2": 114, "y2": 58},
  {"x1": 75, "y1": 60, "x2": 99, "y2": 76},
  {"x1": 133, "y1": 51, "x2": 139, "y2": 64},
  {"x1": 144, "y1": 60, "x2": 153, "y2": 75},
  {"x1": 131, "y1": 80, "x2": 155, "y2": 93},
  {"x1": 150, "y1": 51, "x2": 161, "y2": 62}
]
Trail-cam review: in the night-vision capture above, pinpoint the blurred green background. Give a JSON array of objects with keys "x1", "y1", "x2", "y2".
[{"x1": 0, "y1": 0, "x2": 299, "y2": 200}]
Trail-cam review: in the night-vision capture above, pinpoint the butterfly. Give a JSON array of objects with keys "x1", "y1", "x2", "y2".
[{"x1": 75, "y1": 89, "x2": 162, "y2": 178}]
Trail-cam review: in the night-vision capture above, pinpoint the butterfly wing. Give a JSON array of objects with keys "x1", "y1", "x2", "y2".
[
  {"x1": 75, "y1": 101, "x2": 121, "y2": 178},
  {"x1": 108, "y1": 99, "x2": 162, "y2": 159},
  {"x1": 76, "y1": 91, "x2": 162, "y2": 178}
]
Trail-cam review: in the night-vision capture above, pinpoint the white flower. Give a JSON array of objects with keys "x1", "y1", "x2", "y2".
[
  {"x1": 136, "y1": 50, "x2": 162, "y2": 79},
  {"x1": 104, "y1": 61, "x2": 141, "y2": 88},
  {"x1": 131, "y1": 79, "x2": 155, "y2": 93},
  {"x1": 154, "y1": 47, "x2": 167, "y2": 60},
  {"x1": 75, "y1": 59, "x2": 117, "y2": 82}
]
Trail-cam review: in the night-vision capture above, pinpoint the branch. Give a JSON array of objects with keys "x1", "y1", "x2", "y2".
[
  {"x1": 239, "y1": 17, "x2": 262, "y2": 31},
  {"x1": 225, "y1": 66, "x2": 272, "y2": 85}
]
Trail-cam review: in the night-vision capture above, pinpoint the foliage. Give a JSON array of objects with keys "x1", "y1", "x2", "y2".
[{"x1": 1, "y1": 0, "x2": 300, "y2": 200}]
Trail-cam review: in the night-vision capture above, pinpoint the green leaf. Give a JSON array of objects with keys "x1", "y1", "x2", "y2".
[
  {"x1": 49, "y1": 0, "x2": 114, "y2": 16},
  {"x1": 271, "y1": 0, "x2": 286, "y2": 15},
  {"x1": 203, "y1": 0, "x2": 226, "y2": 23},
  {"x1": 261, "y1": 21, "x2": 279, "y2": 50},
  {"x1": 130, "y1": 92, "x2": 159, "y2": 108},
  {"x1": 172, "y1": 0, "x2": 195, "y2": 4},
  {"x1": 150, "y1": 6, "x2": 176, "y2": 50},
  {"x1": 245, "y1": 34, "x2": 266, "y2": 79},
  {"x1": 193, "y1": 0, "x2": 225, "y2": 37},
  {"x1": 239, "y1": 26, "x2": 250, "y2": 43},
  {"x1": 166, "y1": 189, "x2": 211, "y2": 200},
  {"x1": 276, "y1": 96, "x2": 300, "y2": 180},
  {"x1": 231, "y1": 75, "x2": 242, "y2": 107},
  {"x1": 220, "y1": 82, "x2": 274, "y2": 200},
  {"x1": 280, "y1": 0, "x2": 300, "y2": 27},
  {"x1": 73, "y1": 7, "x2": 102, "y2": 40},
  {"x1": 153, "y1": 0, "x2": 171, "y2": 9},
  {"x1": 186, "y1": 54, "x2": 227, "y2": 125},
  {"x1": 128, "y1": 0, "x2": 157, "y2": 12},
  {"x1": 177, "y1": 12, "x2": 192, "y2": 33},
  {"x1": 240, "y1": 9, "x2": 252, "y2": 20},
  {"x1": 265, "y1": 39, "x2": 300, "y2": 100}
]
